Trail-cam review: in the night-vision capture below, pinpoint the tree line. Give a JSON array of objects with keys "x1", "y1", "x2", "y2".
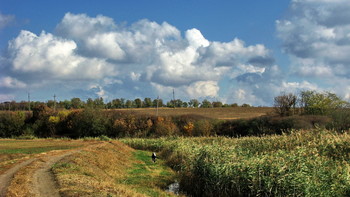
[
  {"x1": 274, "y1": 90, "x2": 349, "y2": 116},
  {"x1": 0, "y1": 97, "x2": 251, "y2": 111}
]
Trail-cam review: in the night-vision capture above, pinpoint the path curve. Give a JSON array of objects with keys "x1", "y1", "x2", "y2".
[
  {"x1": 0, "y1": 142, "x2": 104, "y2": 196},
  {"x1": 31, "y1": 150, "x2": 81, "y2": 197},
  {"x1": 0, "y1": 158, "x2": 36, "y2": 196}
]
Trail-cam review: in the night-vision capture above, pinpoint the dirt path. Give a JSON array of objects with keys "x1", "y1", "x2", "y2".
[
  {"x1": 0, "y1": 158, "x2": 36, "y2": 196},
  {"x1": 0, "y1": 142, "x2": 104, "y2": 197},
  {"x1": 31, "y1": 150, "x2": 81, "y2": 197}
]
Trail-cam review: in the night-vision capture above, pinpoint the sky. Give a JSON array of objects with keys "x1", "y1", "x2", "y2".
[{"x1": 1, "y1": 0, "x2": 350, "y2": 106}]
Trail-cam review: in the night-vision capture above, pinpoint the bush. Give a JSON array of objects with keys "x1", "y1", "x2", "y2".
[
  {"x1": 66, "y1": 109, "x2": 108, "y2": 138},
  {"x1": 0, "y1": 112, "x2": 26, "y2": 137},
  {"x1": 193, "y1": 119, "x2": 213, "y2": 136},
  {"x1": 327, "y1": 109, "x2": 350, "y2": 131},
  {"x1": 152, "y1": 117, "x2": 179, "y2": 137}
]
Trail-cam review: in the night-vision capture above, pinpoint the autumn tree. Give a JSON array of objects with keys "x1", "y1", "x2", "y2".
[{"x1": 274, "y1": 92, "x2": 297, "y2": 116}]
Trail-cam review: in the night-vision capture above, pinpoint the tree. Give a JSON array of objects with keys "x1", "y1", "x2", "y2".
[
  {"x1": 274, "y1": 92, "x2": 297, "y2": 116},
  {"x1": 134, "y1": 98, "x2": 142, "y2": 108},
  {"x1": 201, "y1": 99, "x2": 212, "y2": 108},
  {"x1": 125, "y1": 100, "x2": 133, "y2": 108},
  {"x1": 299, "y1": 91, "x2": 347, "y2": 115},
  {"x1": 189, "y1": 99, "x2": 200, "y2": 108},
  {"x1": 182, "y1": 102, "x2": 188, "y2": 108},
  {"x1": 71, "y1": 98, "x2": 82, "y2": 109},
  {"x1": 153, "y1": 98, "x2": 163, "y2": 108},
  {"x1": 175, "y1": 99, "x2": 183, "y2": 108},
  {"x1": 59, "y1": 100, "x2": 72, "y2": 109},
  {"x1": 47, "y1": 100, "x2": 55, "y2": 109},
  {"x1": 86, "y1": 98, "x2": 94, "y2": 108},
  {"x1": 241, "y1": 103, "x2": 251, "y2": 107},
  {"x1": 94, "y1": 97, "x2": 105, "y2": 109},
  {"x1": 212, "y1": 101, "x2": 223, "y2": 108},
  {"x1": 231, "y1": 103, "x2": 238, "y2": 107},
  {"x1": 143, "y1": 98, "x2": 153, "y2": 108}
]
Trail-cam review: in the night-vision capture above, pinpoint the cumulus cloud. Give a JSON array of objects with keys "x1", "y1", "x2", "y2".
[
  {"x1": 186, "y1": 81, "x2": 219, "y2": 98},
  {"x1": 3, "y1": 12, "x2": 279, "y2": 104},
  {"x1": 8, "y1": 30, "x2": 117, "y2": 80},
  {"x1": 277, "y1": 0, "x2": 350, "y2": 86},
  {"x1": 0, "y1": 76, "x2": 26, "y2": 89}
]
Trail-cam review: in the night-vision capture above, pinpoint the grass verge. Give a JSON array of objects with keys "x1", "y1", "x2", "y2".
[
  {"x1": 52, "y1": 141, "x2": 180, "y2": 197},
  {"x1": 122, "y1": 150, "x2": 179, "y2": 197}
]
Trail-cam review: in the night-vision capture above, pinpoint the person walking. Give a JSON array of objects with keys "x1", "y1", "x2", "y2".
[{"x1": 152, "y1": 152, "x2": 157, "y2": 162}]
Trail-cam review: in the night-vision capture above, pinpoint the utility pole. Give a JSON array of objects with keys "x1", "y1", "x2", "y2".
[
  {"x1": 173, "y1": 89, "x2": 176, "y2": 108},
  {"x1": 28, "y1": 92, "x2": 31, "y2": 111},
  {"x1": 156, "y1": 96, "x2": 159, "y2": 116},
  {"x1": 53, "y1": 94, "x2": 56, "y2": 112}
]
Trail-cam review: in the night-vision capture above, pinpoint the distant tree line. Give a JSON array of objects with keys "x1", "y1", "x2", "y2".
[
  {"x1": 274, "y1": 90, "x2": 349, "y2": 116},
  {"x1": 0, "y1": 97, "x2": 251, "y2": 111}
]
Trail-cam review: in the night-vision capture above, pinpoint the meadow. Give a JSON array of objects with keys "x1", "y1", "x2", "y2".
[{"x1": 122, "y1": 129, "x2": 350, "y2": 197}]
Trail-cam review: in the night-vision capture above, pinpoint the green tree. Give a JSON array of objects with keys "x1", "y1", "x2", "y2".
[
  {"x1": 143, "y1": 98, "x2": 153, "y2": 108},
  {"x1": 182, "y1": 102, "x2": 189, "y2": 108},
  {"x1": 134, "y1": 98, "x2": 143, "y2": 108},
  {"x1": 201, "y1": 99, "x2": 212, "y2": 108},
  {"x1": 241, "y1": 103, "x2": 251, "y2": 107},
  {"x1": 125, "y1": 100, "x2": 133, "y2": 108},
  {"x1": 94, "y1": 97, "x2": 105, "y2": 109},
  {"x1": 86, "y1": 98, "x2": 94, "y2": 108},
  {"x1": 189, "y1": 99, "x2": 200, "y2": 108},
  {"x1": 212, "y1": 101, "x2": 223, "y2": 108},
  {"x1": 71, "y1": 97, "x2": 82, "y2": 109},
  {"x1": 153, "y1": 98, "x2": 163, "y2": 108},
  {"x1": 300, "y1": 91, "x2": 347, "y2": 115},
  {"x1": 59, "y1": 100, "x2": 72, "y2": 109},
  {"x1": 175, "y1": 99, "x2": 183, "y2": 108}
]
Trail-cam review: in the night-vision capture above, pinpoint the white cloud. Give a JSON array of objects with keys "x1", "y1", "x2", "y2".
[
  {"x1": 0, "y1": 76, "x2": 26, "y2": 88},
  {"x1": 277, "y1": 0, "x2": 350, "y2": 74},
  {"x1": 3, "y1": 13, "x2": 280, "y2": 104},
  {"x1": 185, "y1": 28, "x2": 210, "y2": 49},
  {"x1": 186, "y1": 81, "x2": 219, "y2": 98},
  {"x1": 8, "y1": 30, "x2": 117, "y2": 80},
  {"x1": 0, "y1": 94, "x2": 14, "y2": 102},
  {"x1": 0, "y1": 13, "x2": 14, "y2": 30},
  {"x1": 276, "y1": 0, "x2": 350, "y2": 100}
]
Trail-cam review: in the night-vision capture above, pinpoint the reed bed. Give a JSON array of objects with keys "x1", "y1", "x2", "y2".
[{"x1": 121, "y1": 129, "x2": 350, "y2": 197}]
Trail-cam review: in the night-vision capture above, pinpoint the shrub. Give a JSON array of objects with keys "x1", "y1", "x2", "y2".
[
  {"x1": 152, "y1": 117, "x2": 179, "y2": 137},
  {"x1": 0, "y1": 112, "x2": 26, "y2": 137},
  {"x1": 327, "y1": 109, "x2": 350, "y2": 131},
  {"x1": 193, "y1": 119, "x2": 213, "y2": 136},
  {"x1": 66, "y1": 109, "x2": 108, "y2": 138}
]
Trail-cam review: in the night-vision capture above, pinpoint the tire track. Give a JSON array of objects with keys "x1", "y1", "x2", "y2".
[{"x1": 0, "y1": 158, "x2": 36, "y2": 196}]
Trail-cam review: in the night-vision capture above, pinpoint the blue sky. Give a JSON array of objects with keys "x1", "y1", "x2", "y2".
[{"x1": 1, "y1": 0, "x2": 350, "y2": 105}]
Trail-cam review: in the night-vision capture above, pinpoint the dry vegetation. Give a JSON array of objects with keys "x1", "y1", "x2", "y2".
[
  {"x1": 122, "y1": 129, "x2": 350, "y2": 196},
  {"x1": 112, "y1": 107, "x2": 273, "y2": 120},
  {"x1": 52, "y1": 141, "x2": 180, "y2": 197},
  {"x1": 0, "y1": 139, "x2": 180, "y2": 196},
  {"x1": 0, "y1": 139, "x2": 86, "y2": 174}
]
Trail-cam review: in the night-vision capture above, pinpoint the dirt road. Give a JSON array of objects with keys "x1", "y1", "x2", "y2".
[{"x1": 0, "y1": 142, "x2": 103, "y2": 197}]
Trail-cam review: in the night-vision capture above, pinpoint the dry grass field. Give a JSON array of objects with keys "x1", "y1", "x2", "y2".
[
  {"x1": 0, "y1": 139, "x2": 180, "y2": 196},
  {"x1": 0, "y1": 139, "x2": 87, "y2": 174},
  {"x1": 112, "y1": 107, "x2": 273, "y2": 120}
]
